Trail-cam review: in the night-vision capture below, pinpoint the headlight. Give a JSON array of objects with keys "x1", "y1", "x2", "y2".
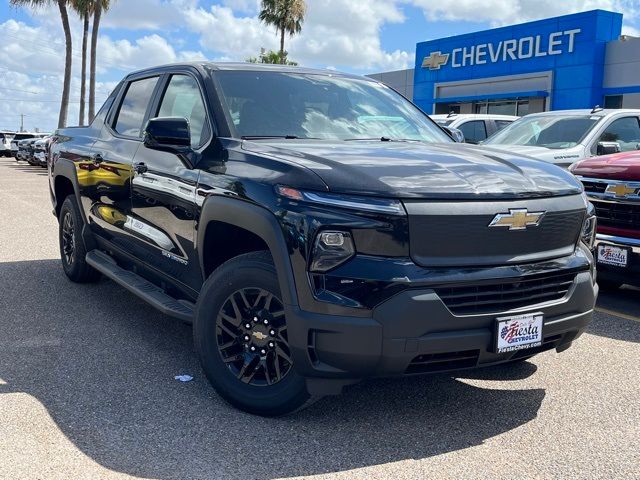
[
  {"x1": 310, "y1": 230, "x2": 355, "y2": 272},
  {"x1": 581, "y1": 203, "x2": 597, "y2": 249},
  {"x1": 276, "y1": 186, "x2": 405, "y2": 215}
]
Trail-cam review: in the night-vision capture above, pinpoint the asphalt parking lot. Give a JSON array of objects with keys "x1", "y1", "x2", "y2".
[{"x1": 0, "y1": 156, "x2": 638, "y2": 480}]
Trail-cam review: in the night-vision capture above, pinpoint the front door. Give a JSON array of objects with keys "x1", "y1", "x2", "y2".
[{"x1": 129, "y1": 72, "x2": 211, "y2": 292}]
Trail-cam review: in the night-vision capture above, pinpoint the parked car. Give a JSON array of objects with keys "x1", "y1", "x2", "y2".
[
  {"x1": 484, "y1": 108, "x2": 640, "y2": 167},
  {"x1": 16, "y1": 138, "x2": 34, "y2": 162},
  {"x1": 49, "y1": 63, "x2": 597, "y2": 416},
  {"x1": 0, "y1": 131, "x2": 14, "y2": 157},
  {"x1": 10, "y1": 133, "x2": 40, "y2": 157},
  {"x1": 32, "y1": 138, "x2": 48, "y2": 167},
  {"x1": 431, "y1": 113, "x2": 518, "y2": 144},
  {"x1": 570, "y1": 151, "x2": 640, "y2": 289}
]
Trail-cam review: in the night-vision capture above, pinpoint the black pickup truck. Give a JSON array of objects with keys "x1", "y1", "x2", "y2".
[{"x1": 49, "y1": 62, "x2": 598, "y2": 416}]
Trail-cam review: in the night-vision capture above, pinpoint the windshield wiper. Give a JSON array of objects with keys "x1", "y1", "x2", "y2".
[
  {"x1": 241, "y1": 135, "x2": 317, "y2": 140},
  {"x1": 344, "y1": 137, "x2": 394, "y2": 142}
]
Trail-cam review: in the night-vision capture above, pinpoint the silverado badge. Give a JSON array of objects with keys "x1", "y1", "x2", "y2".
[
  {"x1": 605, "y1": 183, "x2": 637, "y2": 198},
  {"x1": 489, "y1": 209, "x2": 545, "y2": 230}
]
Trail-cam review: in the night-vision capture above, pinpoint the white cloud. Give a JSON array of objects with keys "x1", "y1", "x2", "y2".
[
  {"x1": 408, "y1": 0, "x2": 638, "y2": 26},
  {"x1": 184, "y1": 0, "x2": 412, "y2": 71}
]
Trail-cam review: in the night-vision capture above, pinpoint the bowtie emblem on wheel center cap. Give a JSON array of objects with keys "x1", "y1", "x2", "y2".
[{"x1": 252, "y1": 331, "x2": 268, "y2": 341}]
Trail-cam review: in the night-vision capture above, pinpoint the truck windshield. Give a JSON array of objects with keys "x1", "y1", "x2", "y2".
[
  {"x1": 215, "y1": 71, "x2": 451, "y2": 143},
  {"x1": 485, "y1": 115, "x2": 599, "y2": 149}
]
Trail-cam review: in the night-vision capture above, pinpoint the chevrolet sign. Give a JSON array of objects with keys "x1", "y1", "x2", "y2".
[{"x1": 421, "y1": 29, "x2": 581, "y2": 70}]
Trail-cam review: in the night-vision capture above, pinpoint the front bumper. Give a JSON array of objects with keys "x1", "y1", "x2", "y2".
[
  {"x1": 287, "y1": 267, "x2": 596, "y2": 383},
  {"x1": 595, "y1": 234, "x2": 640, "y2": 286}
]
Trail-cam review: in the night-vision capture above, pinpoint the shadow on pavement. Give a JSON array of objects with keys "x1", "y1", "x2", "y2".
[
  {"x1": 592, "y1": 286, "x2": 640, "y2": 343},
  {"x1": 0, "y1": 259, "x2": 548, "y2": 479}
]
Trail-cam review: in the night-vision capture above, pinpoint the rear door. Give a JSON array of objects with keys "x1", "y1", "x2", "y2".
[
  {"x1": 85, "y1": 74, "x2": 161, "y2": 250},
  {"x1": 128, "y1": 70, "x2": 211, "y2": 291}
]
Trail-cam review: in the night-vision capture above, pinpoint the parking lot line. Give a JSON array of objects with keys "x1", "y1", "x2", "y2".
[{"x1": 595, "y1": 306, "x2": 640, "y2": 323}]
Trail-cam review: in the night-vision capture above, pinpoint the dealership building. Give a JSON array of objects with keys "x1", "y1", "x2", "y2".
[{"x1": 368, "y1": 10, "x2": 640, "y2": 116}]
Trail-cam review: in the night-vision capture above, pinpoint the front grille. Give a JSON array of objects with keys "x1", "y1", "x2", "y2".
[
  {"x1": 433, "y1": 272, "x2": 576, "y2": 315},
  {"x1": 592, "y1": 200, "x2": 640, "y2": 230},
  {"x1": 404, "y1": 195, "x2": 585, "y2": 267},
  {"x1": 582, "y1": 180, "x2": 607, "y2": 194}
]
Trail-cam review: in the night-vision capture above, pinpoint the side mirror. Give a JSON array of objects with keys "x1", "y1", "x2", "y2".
[
  {"x1": 596, "y1": 141, "x2": 621, "y2": 156},
  {"x1": 144, "y1": 117, "x2": 191, "y2": 152},
  {"x1": 442, "y1": 126, "x2": 465, "y2": 143}
]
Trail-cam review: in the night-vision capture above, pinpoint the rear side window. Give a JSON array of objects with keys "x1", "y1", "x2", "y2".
[
  {"x1": 494, "y1": 120, "x2": 513, "y2": 132},
  {"x1": 114, "y1": 77, "x2": 159, "y2": 137},
  {"x1": 599, "y1": 117, "x2": 640, "y2": 152},
  {"x1": 458, "y1": 120, "x2": 487, "y2": 144},
  {"x1": 157, "y1": 75, "x2": 210, "y2": 148}
]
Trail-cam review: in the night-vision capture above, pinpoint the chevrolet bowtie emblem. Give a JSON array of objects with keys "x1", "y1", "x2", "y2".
[
  {"x1": 252, "y1": 331, "x2": 268, "y2": 341},
  {"x1": 489, "y1": 209, "x2": 545, "y2": 231},
  {"x1": 605, "y1": 183, "x2": 637, "y2": 198},
  {"x1": 421, "y1": 51, "x2": 450, "y2": 70}
]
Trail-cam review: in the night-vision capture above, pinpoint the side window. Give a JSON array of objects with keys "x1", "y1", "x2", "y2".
[
  {"x1": 598, "y1": 117, "x2": 640, "y2": 152},
  {"x1": 114, "y1": 77, "x2": 159, "y2": 138},
  {"x1": 458, "y1": 120, "x2": 487, "y2": 144},
  {"x1": 495, "y1": 120, "x2": 513, "y2": 132},
  {"x1": 157, "y1": 75, "x2": 210, "y2": 148}
]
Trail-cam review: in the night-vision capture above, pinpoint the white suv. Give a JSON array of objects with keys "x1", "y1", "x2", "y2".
[
  {"x1": 431, "y1": 114, "x2": 518, "y2": 144},
  {"x1": 483, "y1": 108, "x2": 640, "y2": 167},
  {"x1": 0, "y1": 132, "x2": 14, "y2": 157}
]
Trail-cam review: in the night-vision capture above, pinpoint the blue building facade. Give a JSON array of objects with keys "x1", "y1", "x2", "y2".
[{"x1": 412, "y1": 10, "x2": 624, "y2": 115}]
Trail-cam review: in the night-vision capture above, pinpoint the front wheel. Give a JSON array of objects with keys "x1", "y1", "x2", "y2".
[{"x1": 194, "y1": 251, "x2": 311, "y2": 416}]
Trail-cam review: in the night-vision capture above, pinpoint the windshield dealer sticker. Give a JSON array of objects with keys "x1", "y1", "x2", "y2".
[{"x1": 496, "y1": 313, "x2": 543, "y2": 353}]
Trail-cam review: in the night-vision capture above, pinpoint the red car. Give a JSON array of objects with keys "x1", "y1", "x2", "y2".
[{"x1": 570, "y1": 151, "x2": 640, "y2": 289}]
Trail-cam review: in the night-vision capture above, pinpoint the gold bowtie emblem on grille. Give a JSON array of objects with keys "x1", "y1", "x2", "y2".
[
  {"x1": 605, "y1": 183, "x2": 637, "y2": 198},
  {"x1": 252, "y1": 331, "x2": 268, "y2": 341},
  {"x1": 489, "y1": 209, "x2": 545, "y2": 231},
  {"x1": 421, "y1": 51, "x2": 450, "y2": 70}
]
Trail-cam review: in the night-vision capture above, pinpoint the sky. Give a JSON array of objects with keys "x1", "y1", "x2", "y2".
[{"x1": 0, "y1": 0, "x2": 638, "y2": 132}]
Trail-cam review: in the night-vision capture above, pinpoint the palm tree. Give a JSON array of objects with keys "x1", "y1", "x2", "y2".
[
  {"x1": 259, "y1": 0, "x2": 306, "y2": 64},
  {"x1": 11, "y1": 0, "x2": 73, "y2": 128},
  {"x1": 72, "y1": 0, "x2": 91, "y2": 125},
  {"x1": 89, "y1": 0, "x2": 111, "y2": 123}
]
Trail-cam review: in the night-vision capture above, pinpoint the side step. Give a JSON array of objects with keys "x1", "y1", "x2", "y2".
[{"x1": 86, "y1": 250, "x2": 195, "y2": 323}]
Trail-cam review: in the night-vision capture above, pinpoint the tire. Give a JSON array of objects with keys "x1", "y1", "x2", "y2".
[
  {"x1": 194, "y1": 251, "x2": 311, "y2": 416},
  {"x1": 58, "y1": 195, "x2": 101, "y2": 283}
]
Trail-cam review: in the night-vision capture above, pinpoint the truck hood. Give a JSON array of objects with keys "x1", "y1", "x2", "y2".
[
  {"x1": 570, "y1": 151, "x2": 640, "y2": 181},
  {"x1": 484, "y1": 144, "x2": 584, "y2": 166},
  {"x1": 241, "y1": 140, "x2": 582, "y2": 199}
]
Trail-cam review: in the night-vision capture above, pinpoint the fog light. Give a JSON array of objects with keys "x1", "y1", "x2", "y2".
[
  {"x1": 310, "y1": 230, "x2": 355, "y2": 272},
  {"x1": 319, "y1": 231, "x2": 345, "y2": 247}
]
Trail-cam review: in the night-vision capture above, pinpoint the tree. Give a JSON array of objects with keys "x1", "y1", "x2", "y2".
[
  {"x1": 11, "y1": 0, "x2": 73, "y2": 128},
  {"x1": 72, "y1": 0, "x2": 91, "y2": 125},
  {"x1": 89, "y1": 0, "x2": 111, "y2": 123},
  {"x1": 246, "y1": 48, "x2": 298, "y2": 66},
  {"x1": 259, "y1": 0, "x2": 306, "y2": 64}
]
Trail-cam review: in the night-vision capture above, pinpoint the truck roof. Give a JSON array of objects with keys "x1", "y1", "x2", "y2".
[
  {"x1": 126, "y1": 61, "x2": 371, "y2": 82},
  {"x1": 526, "y1": 108, "x2": 640, "y2": 118}
]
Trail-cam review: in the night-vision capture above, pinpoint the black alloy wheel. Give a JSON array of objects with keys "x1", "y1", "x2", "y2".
[
  {"x1": 216, "y1": 288, "x2": 292, "y2": 386},
  {"x1": 61, "y1": 211, "x2": 75, "y2": 266},
  {"x1": 194, "y1": 251, "x2": 311, "y2": 416}
]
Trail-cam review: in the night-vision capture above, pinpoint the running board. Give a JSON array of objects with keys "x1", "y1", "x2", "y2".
[{"x1": 86, "y1": 250, "x2": 194, "y2": 323}]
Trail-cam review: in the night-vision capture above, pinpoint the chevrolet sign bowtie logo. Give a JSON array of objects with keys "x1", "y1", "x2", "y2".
[
  {"x1": 421, "y1": 51, "x2": 449, "y2": 70},
  {"x1": 605, "y1": 183, "x2": 637, "y2": 198},
  {"x1": 489, "y1": 209, "x2": 545, "y2": 231},
  {"x1": 252, "y1": 331, "x2": 268, "y2": 341}
]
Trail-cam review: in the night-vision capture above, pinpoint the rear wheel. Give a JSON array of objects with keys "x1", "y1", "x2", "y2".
[
  {"x1": 194, "y1": 251, "x2": 310, "y2": 416},
  {"x1": 58, "y1": 195, "x2": 101, "y2": 283}
]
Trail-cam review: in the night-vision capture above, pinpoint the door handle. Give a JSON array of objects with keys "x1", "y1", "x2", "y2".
[
  {"x1": 92, "y1": 153, "x2": 104, "y2": 164},
  {"x1": 134, "y1": 162, "x2": 148, "y2": 174}
]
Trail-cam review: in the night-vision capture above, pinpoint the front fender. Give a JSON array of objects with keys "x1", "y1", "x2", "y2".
[{"x1": 197, "y1": 196, "x2": 299, "y2": 308}]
